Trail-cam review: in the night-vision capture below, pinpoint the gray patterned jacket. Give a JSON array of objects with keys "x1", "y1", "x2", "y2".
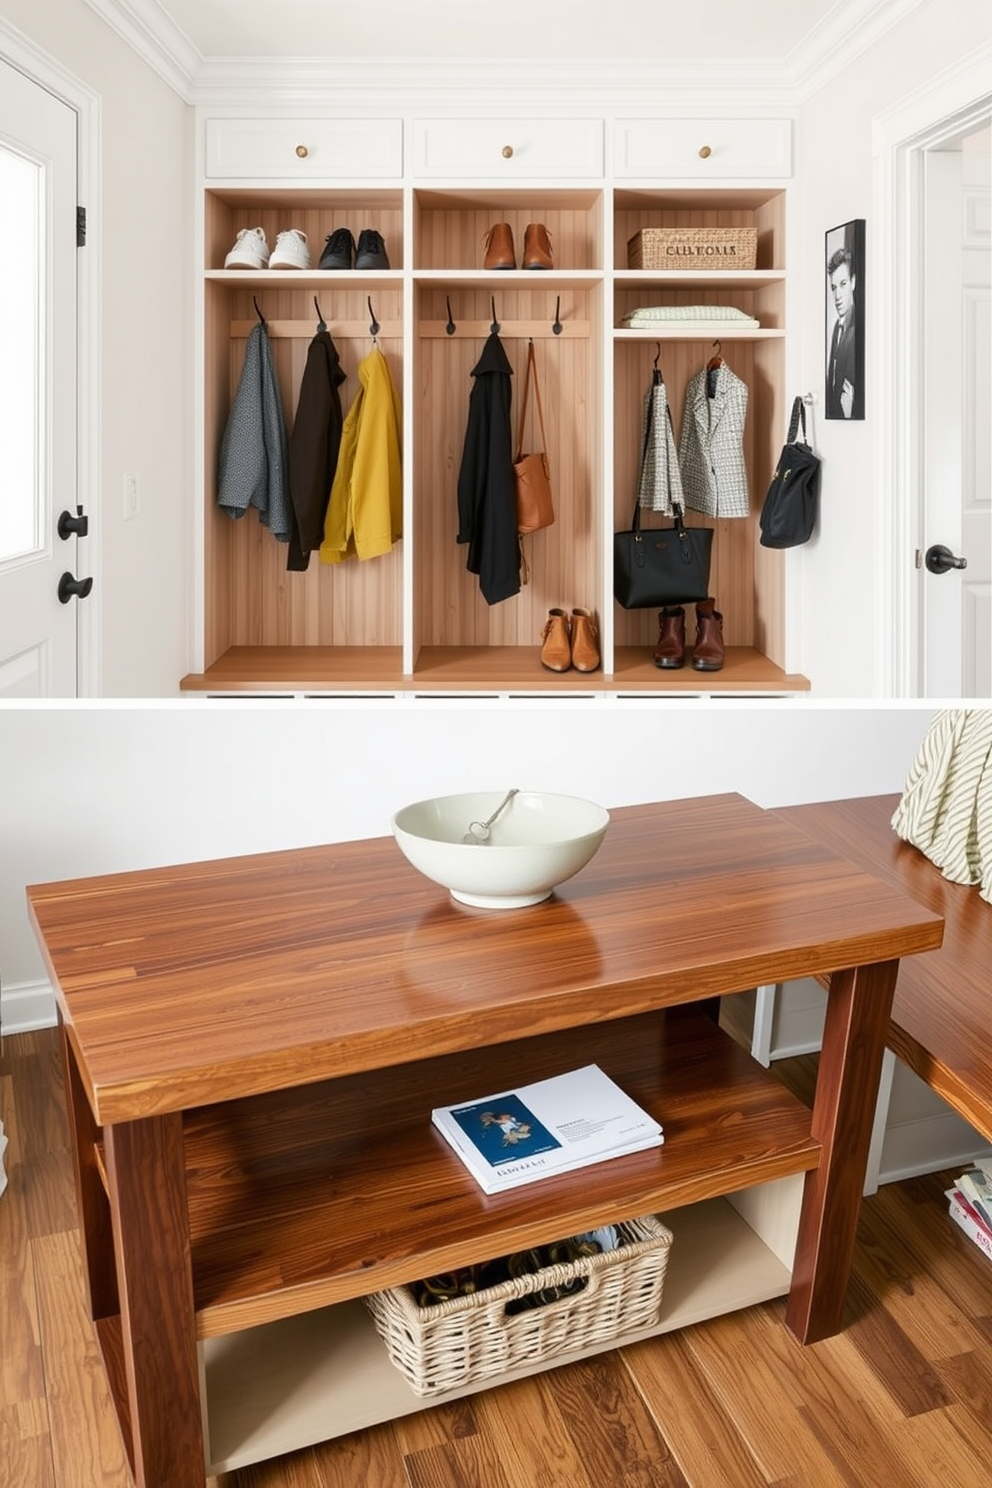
[
  {"x1": 217, "y1": 322, "x2": 291, "y2": 541},
  {"x1": 678, "y1": 363, "x2": 750, "y2": 518}
]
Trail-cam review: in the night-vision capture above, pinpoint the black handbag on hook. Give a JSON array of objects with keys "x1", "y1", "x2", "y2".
[
  {"x1": 613, "y1": 500, "x2": 713, "y2": 608},
  {"x1": 613, "y1": 369, "x2": 712, "y2": 608},
  {"x1": 759, "y1": 397, "x2": 821, "y2": 548}
]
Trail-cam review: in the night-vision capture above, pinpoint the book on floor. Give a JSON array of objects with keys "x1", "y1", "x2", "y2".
[
  {"x1": 946, "y1": 1188, "x2": 992, "y2": 1264},
  {"x1": 432, "y1": 1063, "x2": 663, "y2": 1193},
  {"x1": 955, "y1": 1166, "x2": 992, "y2": 1233}
]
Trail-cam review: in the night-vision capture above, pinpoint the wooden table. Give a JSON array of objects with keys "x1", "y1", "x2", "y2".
[
  {"x1": 778, "y1": 793, "x2": 992, "y2": 1143},
  {"x1": 28, "y1": 794, "x2": 943, "y2": 1486}
]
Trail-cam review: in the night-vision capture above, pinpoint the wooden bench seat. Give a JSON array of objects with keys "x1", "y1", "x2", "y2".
[{"x1": 776, "y1": 793, "x2": 992, "y2": 1146}]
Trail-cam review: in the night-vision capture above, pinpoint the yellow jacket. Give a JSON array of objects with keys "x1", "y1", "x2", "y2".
[{"x1": 320, "y1": 347, "x2": 402, "y2": 563}]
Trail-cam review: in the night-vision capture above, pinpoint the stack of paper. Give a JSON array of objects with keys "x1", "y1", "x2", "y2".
[
  {"x1": 946, "y1": 1161, "x2": 992, "y2": 1263},
  {"x1": 432, "y1": 1064, "x2": 663, "y2": 1194}
]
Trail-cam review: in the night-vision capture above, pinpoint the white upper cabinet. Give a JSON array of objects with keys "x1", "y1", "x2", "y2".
[
  {"x1": 615, "y1": 119, "x2": 792, "y2": 179},
  {"x1": 412, "y1": 118, "x2": 605, "y2": 178},
  {"x1": 205, "y1": 118, "x2": 403, "y2": 179}
]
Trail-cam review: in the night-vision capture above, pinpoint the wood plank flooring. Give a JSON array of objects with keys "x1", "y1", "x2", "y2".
[{"x1": 3, "y1": 1025, "x2": 992, "y2": 1488}]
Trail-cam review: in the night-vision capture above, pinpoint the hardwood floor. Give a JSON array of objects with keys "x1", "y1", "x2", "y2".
[{"x1": 3, "y1": 1025, "x2": 992, "y2": 1488}]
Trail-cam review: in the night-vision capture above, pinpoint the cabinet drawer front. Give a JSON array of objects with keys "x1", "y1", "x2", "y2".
[
  {"x1": 413, "y1": 118, "x2": 604, "y2": 178},
  {"x1": 205, "y1": 118, "x2": 403, "y2": 179},
  {"x1": 615, "y1": 119, "x2": 792, "y2": 178}
]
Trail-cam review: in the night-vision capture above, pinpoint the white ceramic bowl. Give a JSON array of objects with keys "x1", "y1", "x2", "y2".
[{"x1": 391, "y1": 791, "x2": 610, "y2": 909}]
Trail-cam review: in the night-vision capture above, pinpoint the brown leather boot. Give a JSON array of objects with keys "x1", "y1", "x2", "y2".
[
  {"x1": 522, "y1": 223, "x2": 554, "y2": 270},
  {"x1": 540, "y1": 608, "x2": 571, "y2": 671},
  {"x1": 692, "y1": 598, "x2": 725, "y2": 672},
  {"x1": 653, "y1": 607, "x2": 686, "y2": 669},
  {"x1": 483, "y1": 222, "x2": 515, "y2": 270},
  {"x1": 570, "y1": 608, "x2": 600, "y2": 672}
]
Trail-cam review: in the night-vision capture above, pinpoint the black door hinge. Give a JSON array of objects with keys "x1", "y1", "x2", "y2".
[{"x1": 77, "y1": 206, "x2": 87, "y2": 247}]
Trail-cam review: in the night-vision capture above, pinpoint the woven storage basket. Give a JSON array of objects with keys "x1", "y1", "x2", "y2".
[
  {"x1": 628, "y1": 227, "x2": 758, "y2": 271},
  {"x1": 365, "y1": 1214, "x2": 673, "y2": 1396}
]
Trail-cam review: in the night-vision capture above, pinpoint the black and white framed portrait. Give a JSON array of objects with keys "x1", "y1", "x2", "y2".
[{"x1": 825, "y1": 219, "x2": 865, "y2": 421}]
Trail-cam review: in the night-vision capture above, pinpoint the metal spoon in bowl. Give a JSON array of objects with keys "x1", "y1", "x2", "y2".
[{"x1": 463, "y1": 788, "x2": 518, "y2": 844}]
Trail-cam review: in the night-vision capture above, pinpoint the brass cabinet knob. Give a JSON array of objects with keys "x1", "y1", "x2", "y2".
[
  {"x1": 295, "y1": 144, "x2": 309, "y2": 159},
  {"x1": 699, "y1": 144, "x2": 712, "y2": 159},
  {"x1": 501, "y1": 144, "x2": 514, "y2": 159}
]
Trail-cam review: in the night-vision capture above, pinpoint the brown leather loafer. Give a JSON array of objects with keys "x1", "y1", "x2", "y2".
[
  {"x1": 522, "y1": 223, "x2": 554, "y2": 270},
  {"x1": 653, "y1": 607, "x2": 686, "y2": 668},
  {"x1": 692, "y1": 598, "x2": 725, "y2": 671},
  {"x1": 570, "y1": 608, "x2": 600, "y2": 672},
  {"x1": 483, "y1": 222, "x2": 516, "y2": 270},
  {"x1": 540, "y1": 608, "x2": 571, "y2": 671}
]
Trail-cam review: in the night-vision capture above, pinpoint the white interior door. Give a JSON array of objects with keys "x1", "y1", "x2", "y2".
[
  {"x1": 921, "y1": 124, "x2": 991, "y2": 698},
  {"x1": 0, "y1": 57, "x2": 82, "y2": 697}
]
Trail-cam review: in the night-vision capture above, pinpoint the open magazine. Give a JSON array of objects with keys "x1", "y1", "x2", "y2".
[{"x1": 432, "y1": 1064, "x2": 663, "y2": 1194}]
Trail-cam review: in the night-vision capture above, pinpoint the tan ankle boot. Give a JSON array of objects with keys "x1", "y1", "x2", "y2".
[
  {"x1": 692, "y1": 598, "x2": 725, "y2": 672},
  {"x1": 483, "y1": 222, "x2": 516, "y2": 270},
  {"x1": 540, "y1": 608, "x2": 572, "y2": 671},
  {"x1": 570, "y1": 608, "x2": 600, "y2": 672},
  {"x1": 521, "y1": 223, "x2": 554, "y2": 270}
]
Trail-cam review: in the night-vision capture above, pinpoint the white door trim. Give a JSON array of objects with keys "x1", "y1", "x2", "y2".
[
  {"x1": 872, "y1": 44, "x2": 992, "y2": 697},
  {"x1": 0, "y1": 16, "x2": 101, "y2": 697}
]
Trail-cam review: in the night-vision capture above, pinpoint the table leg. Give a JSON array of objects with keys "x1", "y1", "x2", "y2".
[
  {"x1": 104, "y1": 1113, "x2": 205, "y2": 1487},
  {"x1": 59, "y1": 1018, "x2": 118, "y2": 1323},
  {"x1": 785, "y1": 957, "x2": 899, "y2": 1344}
]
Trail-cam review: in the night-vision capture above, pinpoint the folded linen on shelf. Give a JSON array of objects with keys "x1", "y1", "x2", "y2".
[{"x1": 621, "y1": 305, "x2": 760, "y2": 329}]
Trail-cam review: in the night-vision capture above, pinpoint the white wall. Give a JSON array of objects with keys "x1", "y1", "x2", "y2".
[
  {"x1": 0, "y1": 701, "x2": 936, "y2": 1028},
  {"x1": 792, "y1": 0, "x2": 992, "y2": 695},
  {"x1": 0, "y1": 0, "x2": 191, "y2": 697}
]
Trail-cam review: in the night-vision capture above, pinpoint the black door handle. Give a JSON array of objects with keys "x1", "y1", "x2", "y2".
[
  {"x1": 57, "y1": 506, "x2": 89, "y2": 540},
  {"x1": 925, "y1": 544, "x2": 968, "y2": 575},
  {"x1": 58, "y1": 572, "x2": 94, "y2": 604}
]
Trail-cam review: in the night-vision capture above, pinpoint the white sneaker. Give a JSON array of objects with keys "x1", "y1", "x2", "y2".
[
  {"x1": 270, "y1": 229, "x2": 311, "y2": 270},
  {"x1": 224, "y1": 225, "x2": 270, "y2": 269}
]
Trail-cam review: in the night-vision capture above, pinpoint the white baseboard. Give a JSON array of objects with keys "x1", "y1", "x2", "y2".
[{"x1": 0, "y1": 977, "x2": 57, "y2": 1036}]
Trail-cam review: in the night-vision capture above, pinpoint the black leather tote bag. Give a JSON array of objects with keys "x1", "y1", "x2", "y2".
[
  {"x1": 759, "y1": 397, "x2": 821, "y2": 548},
  {"x1": 613, "y1": 500, "x2": 713, "y2": 608}
]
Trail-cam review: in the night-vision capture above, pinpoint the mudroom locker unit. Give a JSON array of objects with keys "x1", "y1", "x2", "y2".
[{"x1": 183, "y1": 115, "x2": 808, "y2": 696}]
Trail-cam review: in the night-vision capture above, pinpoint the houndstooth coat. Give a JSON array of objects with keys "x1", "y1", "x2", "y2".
[
  {"x1": 636, "y1": 370, "x2": 684, "y2": 516},
  {"x1": 678, "y1": 362, "x2": 750, "y2": 518}
]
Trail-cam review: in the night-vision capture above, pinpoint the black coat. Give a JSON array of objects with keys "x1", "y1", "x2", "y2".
[
  {"x1": 457, "y1": 332, "x2": 520, "y2": 605},
  {"x1": 287, "y1": 329, "x2": 346, "y2": 571}
]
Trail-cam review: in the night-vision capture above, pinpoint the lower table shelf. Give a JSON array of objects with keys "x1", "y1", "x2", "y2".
[{"x1": 202, "y1": 1180, "x2": 802, "y2": 1475}]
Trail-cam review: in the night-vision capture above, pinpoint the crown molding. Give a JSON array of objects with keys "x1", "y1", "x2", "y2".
[
  {"x1": 788, "y1": 0, "x2": 928, "y2": 101},
  {"x1": 81, "y1": 0, "x2": 930, "y2": 107},
  {"x1": 187, "y1": 55, "x2": 798, "y2": 111},
  {"x1": 81, "y1": 0, "x2": 201, "y2": 97}
]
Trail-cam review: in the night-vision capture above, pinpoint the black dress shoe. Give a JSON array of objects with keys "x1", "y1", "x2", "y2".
[
  {"x1": 355, "y1": 228, "x2": 390, "y2": 270},
  {"x1": 319, "y1": 227, "x2": 355, "y2": 270}
]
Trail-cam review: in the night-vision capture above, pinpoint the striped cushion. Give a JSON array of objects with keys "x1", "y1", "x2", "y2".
[{"x1": 892, "y1": 709, "x2": 992, "y2": 902}]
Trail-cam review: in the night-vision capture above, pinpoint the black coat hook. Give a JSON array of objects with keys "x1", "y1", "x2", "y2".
[
  {"x1": 314, "y1": 296, "x2": 326, "y2": 332},
  {"x1": 552, "y1": 295, "x2": 562, "y2": 335},
  {"x1": 367, "y1": 297, "x2": 380, "y2": 338},
  {"x1": 654, "y1": 341, "x2": 662, "y2": 369},
  {"x1": 490, "y1": 296, "x2": 500, "y2": 334},
  {"x1": 252, "y1": 296, "x2": 265, "y2": 326},
  {"x1": 445, "y1": 295, "x2": 456, "y2": 335}
]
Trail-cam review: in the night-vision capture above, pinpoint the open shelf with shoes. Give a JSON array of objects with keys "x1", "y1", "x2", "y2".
[{"x1": 609, "y1": 186, "x2": 798, "y2": 689}]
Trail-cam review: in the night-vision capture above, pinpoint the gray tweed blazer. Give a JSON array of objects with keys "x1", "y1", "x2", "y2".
[{"x1": 677, "y1": 363, "x2": 750, "y2": 518}]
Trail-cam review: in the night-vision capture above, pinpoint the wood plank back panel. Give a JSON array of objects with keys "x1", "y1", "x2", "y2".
[
  {"x1": 27, "y1": 796, "x2": 942, "y2": 1124},
  {"x1": 414, "y1": 286, "x2": 597, "y2": 648},
  {"x1": 219, "y1": 287, "x2": 405, "y2": 649}
]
